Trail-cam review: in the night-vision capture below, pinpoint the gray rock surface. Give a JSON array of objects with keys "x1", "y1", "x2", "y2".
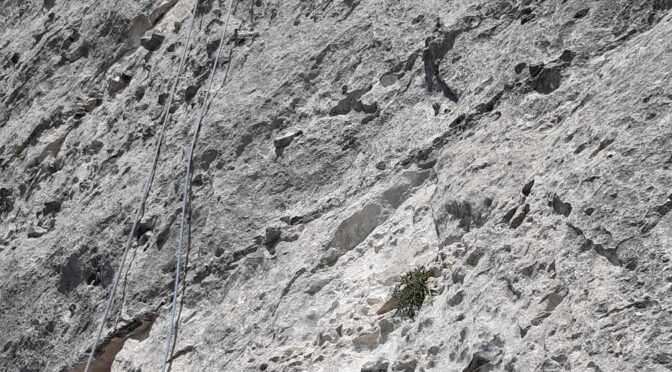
[{"x1": 1, "y1": 0, "x2": 672, "y2": 371}]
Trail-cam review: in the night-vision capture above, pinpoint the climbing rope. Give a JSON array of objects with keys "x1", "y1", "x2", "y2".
[
  {"x1": 82, "y1": 1, "x2": 200, "y2": 371},
  {"x1": 159, "y1": 0, "x2": 235, "y2": 370}
]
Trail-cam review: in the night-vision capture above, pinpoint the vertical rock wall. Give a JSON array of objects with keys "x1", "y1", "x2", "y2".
[{"x1": 1, "y1": 0, "x2": 672, "y2": 371}]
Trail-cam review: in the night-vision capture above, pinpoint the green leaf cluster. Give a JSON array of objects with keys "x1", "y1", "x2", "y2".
[{"x1": 392, "y1": 266, "x2": 432, "y2": 319}]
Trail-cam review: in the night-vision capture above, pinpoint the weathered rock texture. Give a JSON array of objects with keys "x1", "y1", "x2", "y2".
[{"x1": 1, "y1": 0, "x2": 672, "y2": 371}]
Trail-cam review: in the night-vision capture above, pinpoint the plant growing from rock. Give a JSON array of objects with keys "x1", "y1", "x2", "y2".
[{"x1": 392, "y1": 266, "x2": 433, "y2": 319}]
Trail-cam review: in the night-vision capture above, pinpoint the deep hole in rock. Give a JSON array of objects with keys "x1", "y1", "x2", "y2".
[
  {"x1": 529, "y1": 64, "x2": 543, "y2": 78},
  {"x1": 158, "y1": 93, "x2": 168, "y2": 105},
  {"x1": 465, "y1": 250, "x2": 484, "y2": 266},
  {"x1": 550, "y1": 194, "x2": 572, "y2": 217},
  {"x1": 57, "y1": 256, "x2": 83, "y2": 294},
  {"x1": 43, "y1": 200, "x2": 62, "y2": 216},
  {"x1": 559, "y1": 50, "x2": 575, "y2": 64},
  {"x1": 184, "y1": 85, "x2": 199, "y2": 102},
  {"x1": 574, "y1": 8, "x2": 590, "y2": 19},
  {"x1": 433, "y1": 102, "x2": 441, "y2": 116},
  {"x1": 120, "y1": 74, "x2": 132, "y2": 85},
  {"x1": 85, "y1": 272, "x2": 100, "y2": 286},
  {"x1": 529, "y1": 67, "x2": 562, "y2": 94},
  {"x1": 520, "y1": 14, "x2": 535, "y2": 25},
  {"x1": 134, "y1": 86, "x2": 145, "y2": 101}
]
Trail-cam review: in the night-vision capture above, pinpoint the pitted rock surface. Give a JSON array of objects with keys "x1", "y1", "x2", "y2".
[{"x1": 1, "y1": 1, "x2": 672, "y2": 371}]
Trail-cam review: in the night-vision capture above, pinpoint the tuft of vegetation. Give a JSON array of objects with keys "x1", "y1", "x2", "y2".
[{"x1": 392, "y1": 266, "x2": 433, "y2": 319}]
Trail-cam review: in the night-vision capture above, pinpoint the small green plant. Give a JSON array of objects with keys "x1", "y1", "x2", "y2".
[{"x1": 392, "y1": 266, "x2": 433, "y2": 319}]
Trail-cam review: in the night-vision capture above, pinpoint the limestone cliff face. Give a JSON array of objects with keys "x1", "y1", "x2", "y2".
[{"x1": 2, "y1": 0, "x2": 672, "y2": 371}]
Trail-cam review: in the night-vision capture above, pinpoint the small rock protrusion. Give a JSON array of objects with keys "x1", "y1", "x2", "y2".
[
  {"x1": 273, "y1": 129, "x2": 303, "y2": 149},
  {"x1": 447, "y1": 290, "x2": 464, "y2": 306},
  {"x1": 428, "y1": 345, "x2": 441, "y2": 356},
  {"x1": 361, "y1": 359, "x2": 389, "y2": 372},
  {"x1": 586, "y1": 361, "x2": 604, "y2": 371},
  {"x1": 462, "y1": 341, "x2": 504, "y2": 372},
  {"x1": 108, "y1": 74, "x2": 132, "y2": 95},
  {"x1": 27, "y1": 226, "x2": 48, "y2": 238},
  {"x1": 376, "y1": 297, "x2": 398, "y2": 315},
  {"x1": 84, "y1": 97, "x2": 102, "y2": 112},
  {"x1": 140, "y1": 31, "x2": 165, "y2": 51},
  {"x1": 379, "y1": 73, "x2": 398, "y2": 87},
  {"x1": 150, "y1": 0, "x2": 178, "y2": 24},
  {"x1": 451, "y1": 266, "x2": 465, "y2": 284},
  {"x1": 353, "y1": 329, "x2": 380, "y2": 350},
  {"x1": 543, "y1": 287, "x2": 568, "y2": 312},
  {"x1": 558, "y1": 50, "x2": 576, "y2": 65},
  {"x1": 392, "y1": 357, "x2": 418, "y2": 372},
  {"x1": 379, "y1": 318, "x2": 394, "y2": 343},
  {"x1": 138, "y1": 215, "x2": 156, "y2": 235}
]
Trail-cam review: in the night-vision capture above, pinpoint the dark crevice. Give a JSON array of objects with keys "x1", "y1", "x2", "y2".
[
  {"x1": 404, "y1": 85, "x2": 511, "y2": 169},
  {"x1": 271, "y1": 268, "x2": 307, "y2": 317},
  {"x1": 422, "y1": 29, "x2": 461, "y2": 102},
  {"x1": 528, "y1": 65, "x2": 562, "y2": 94},
  {"x1": 502, "y1": 206, "x2": 518, "y2": 224},
  {"x1": 509, "y1": 203, "x2": 530, "y2": 229},
  {"x1": 574, "y1": 8, "x2": 590, "y2": 19},
  {"x1": 522, "y1": 179, "x2": 535, "y2": 197},
  {"x1": 341, "y1": 0, "x2": 361, "y2": 20},
  {"x1": 568, "y1": 223, "x2": 621, "y2": 266},
  {"x1": 328, "y1": 84, "x2": 373, "y2": 116},
  {"x1": 589, "y1": 139, "x2": 615, "y2": 159}
]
